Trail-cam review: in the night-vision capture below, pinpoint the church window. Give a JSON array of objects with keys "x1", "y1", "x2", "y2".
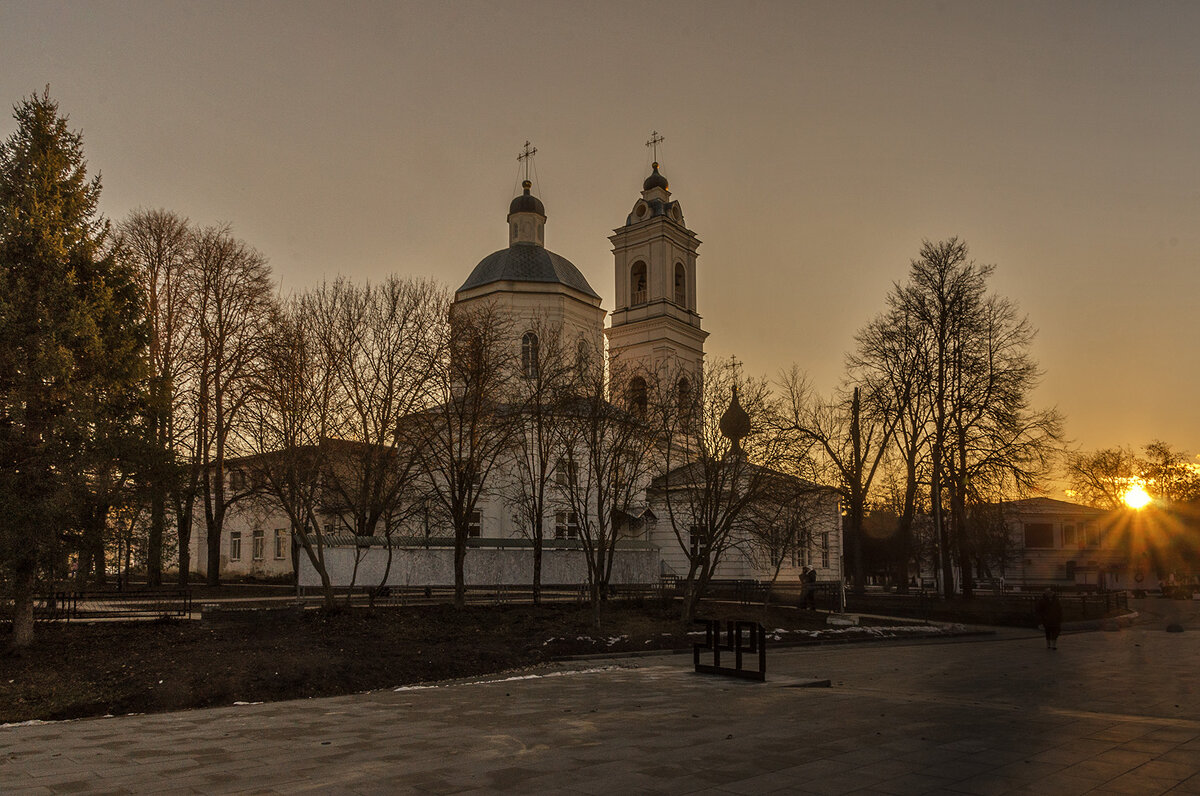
[
  {"x1": 631, "y1": 261, "x2": 647, "y2": 305},
  {"x1": 689, "y1": 526, "x2": 709, "y2": 559},
  {"x1": 677, "y1": 377, "x2": 693, "y2": 431},
  {"x1": 555, "y1": 511, "x2": 579, "y2": 540},
  {"x1": 628, "y1": 377, "x2": 648, "y2": 415},
  {"x1": 575, "y1": 339, "x2": 590, "y2": 375},
  {"x1": 555, "y1": 458, "x2": 578, "y2": 488},
  {"x1": 674, "y1": 263, "x2": 686, "y2": 305},
  {"x1": 821, "y1": 533, "x2": 830, "y2": 568},
  {"x1": 521, "y1": 331, "x2": 539, "y2": 379}
]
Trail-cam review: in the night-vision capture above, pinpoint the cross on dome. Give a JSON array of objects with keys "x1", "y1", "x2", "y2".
[
  {"x1": 517, "y1": 140, "x2": 538, "y2": 181},
  {"x1": 646, "y1": 130, "x2": 665, "y2": 163}
]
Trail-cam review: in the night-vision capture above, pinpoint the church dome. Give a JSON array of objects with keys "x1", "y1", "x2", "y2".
[
  {"x1": 643, "y1": 162, "x2": 669, "y2": 192},
  {"x1": 458, "y1": 244, "x2": 600, "y2": 299},
  {"x1": 508, "y1": 180, "x2": 545, "y2": 216}
]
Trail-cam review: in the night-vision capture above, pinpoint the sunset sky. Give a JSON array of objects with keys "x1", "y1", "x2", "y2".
[{"x1": 2, "y1": 0, "x2": 1197, "y2": 466}]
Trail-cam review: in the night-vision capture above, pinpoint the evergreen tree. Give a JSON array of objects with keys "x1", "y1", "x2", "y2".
[{"x1": 0, "y1": 89, "x2": 145, "y2": 649}]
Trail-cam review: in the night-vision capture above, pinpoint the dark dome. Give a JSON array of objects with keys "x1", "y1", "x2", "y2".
[
  {"x1": 642, "y1": 162, "x2": 669, "y2": 192},
  {"x1": 719, "y1": 386, "x2": 752, "y2": 443},
  {"x1": 508, "y1": 180, "x2": 545, "y2": 216},
  {"x1": 458, "y1": 243, "x2": 599, "y2": 299}
]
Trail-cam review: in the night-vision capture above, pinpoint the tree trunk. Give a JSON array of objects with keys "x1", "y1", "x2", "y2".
[
  {"x1": 176, "y1": 514, "x2": 191, "y2": 586},
  {"x1": 532, "y1": 532, "x2": 542, "y2": 606},
  {"x1": 8, "y1": 565, "x2": 37, "y2": 651},
  {"x1": 147, "y1": 485, "x2": 165, "y2": 586},
  {"x1": 453, "y1": 527, "x2": 466, "y2": 609},
  {"x1": 205, "y1": 519, "x2": 221, "y2": 586}
]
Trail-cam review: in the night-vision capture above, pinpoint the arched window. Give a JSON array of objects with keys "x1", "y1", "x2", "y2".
[
  {"x1": 521, "y1": 331, "x2": 539, "y2": 379},
  {"x1": 628, "y1": 376, "x2": 648, "y2": 415},
  {"x1": 631, "y1": 261, "x2": 647, "y2": 305},
  {"x1": 575, "y1": 338, "x2": 591, "y2": 375},
  {"x1": 677, "y1": 377, "x2": 693, "y2": 432},
  {"x1": 674, "y1": 263, "x2": 686, "y2": 305}
]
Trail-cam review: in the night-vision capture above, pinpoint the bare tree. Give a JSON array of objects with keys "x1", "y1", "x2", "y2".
[
  {"x1": 243, "y1": 297, "x2": 339, "y2": 608},
  {"x1": 653, "y1": 357, "x2": 786, "y2": 621},
  {"x1": 850, "y1": 302, "x2": 931, "y2": 592},
  {"x1": 1066, "y1": 447, "x2": 1140, "y2": 510},
  {"x1": 414, "y1": 302, "x2": 517, "y2": 608},
  {"x1": 309, "y1": 277, "x2": 445, "y2": 592},
  {"x1": 554, "y1": 356, "x2": 659, "y2": 629},
  {"x1": 780, "y1": 372, "x2": 897, "y2": 594},
  {"x1": 883, "y1": 239, "x2": 1063, "y2": 598},
  {"x1": 743, "y1": 477, "x2": 830, "y2": 611},
  {"x1": 505, "y1": 318, "x2": 576, "y2": 604},
  {"x1": 118, "y1": 209, "x2": 194, "y2": 585},
  {"x1": 189, "y1": 224, "x2": 274, "y2": 586}
]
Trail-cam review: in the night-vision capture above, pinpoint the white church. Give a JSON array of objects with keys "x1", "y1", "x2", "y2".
[{"x1": 194, "y1": 152, "x2": 843, "y2": 592}]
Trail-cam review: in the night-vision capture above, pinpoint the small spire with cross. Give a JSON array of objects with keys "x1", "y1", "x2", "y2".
[
  {"x1": 646, "y1": 131, "x2": 665, "y2": 164},
  {"x1": 517, "y1": 140, "x2": 538, "y2": 182}
]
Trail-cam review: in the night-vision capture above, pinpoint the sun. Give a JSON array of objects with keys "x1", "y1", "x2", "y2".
[{"x1": 1123, "y1": 484, "x2": 1152, "y2": 510}]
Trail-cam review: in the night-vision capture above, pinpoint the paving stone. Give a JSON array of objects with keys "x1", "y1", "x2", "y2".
[{"x1": 3, "y1": 598, "x2": 1200, "y2": 794}]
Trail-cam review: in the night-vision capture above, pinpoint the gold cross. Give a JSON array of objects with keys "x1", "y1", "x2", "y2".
[
  {"x1": 646, "y1": 131, "x2": 665, "y2": 162},
  {"x1": 517, "y1": 140, "x2": 537, "y2": 181}
]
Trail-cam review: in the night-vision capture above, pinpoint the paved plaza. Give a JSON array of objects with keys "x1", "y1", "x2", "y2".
[{"x1": 3, "y1": 598, "x2": 1199, "y2": 795}]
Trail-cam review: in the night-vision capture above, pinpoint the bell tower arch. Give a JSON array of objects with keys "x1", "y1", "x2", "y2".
[{"x1": 605, "y1": 156, "x2": 707, "y2": 386}]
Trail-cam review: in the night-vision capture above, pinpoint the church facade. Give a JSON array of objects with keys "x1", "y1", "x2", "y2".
[{"x1": 192, "y1": 156, "x2": 843, "y2": 591}]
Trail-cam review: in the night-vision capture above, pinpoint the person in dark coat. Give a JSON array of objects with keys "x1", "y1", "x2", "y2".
[
  {"x1": 803, "y1": 566, "x2": 818, "y2": 610},
  {"x1": 1035, "y1": 588, "x2": 1063, "y2": 650}
]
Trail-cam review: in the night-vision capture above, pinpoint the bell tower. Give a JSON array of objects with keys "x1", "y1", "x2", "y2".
[{"x1": 605, "y1": 143, "x2": 707, "y2": 387}]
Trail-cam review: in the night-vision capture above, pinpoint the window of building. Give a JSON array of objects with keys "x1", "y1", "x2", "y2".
[
  {"x1": 555, "y1": 457, "x2": 579, "y2": 488},
  {"x1": 521, "y1": 331, "x2": 539, "y2": 379},
  {"x1": 252, "y1": 529, "x2": 265, "y2": 561},
  {"x1": 1023, "y1": 523, "x2": 1054, "y2": 548},
  {"x1": 554, "y1": 511, "x2": 579, "y2": 539},
  {"x1": 1062, "y1": 524, "x2": 1077, "y2": 547},
  {"x1": 229, "y1": 469, "x2": 245, "y2": 490},
  {"x1": 674, "y1": 263, "x2": 686, "y2": 305},
  {"x1": 628, "y1": 376, "x2": 648, "y2": 415},
  {"x1": 631, "y1": 261, "x2": 647, "y2": 305},
  {"x1": 275, "y1": 529, "x2": 288, "y2": 560},
  {"x1": 229, "y1": 532, "x2": 242, "y2": 562},
  {"x1": 821, "y1": 533, "x2": 830, "y2": 569},
  {"x1": 1084, "y1": 524, "x2": 1101, "y2": 547},
  {"x1": 468, "y1": 510, "x2": 482, "y2": 538},
  {"x1": 689, "y1": 526, "x2": 709, "y2": 559}
]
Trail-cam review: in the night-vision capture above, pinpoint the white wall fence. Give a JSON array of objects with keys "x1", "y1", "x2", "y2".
[{"x1": 298, "y1": 544, "x2": 659, "y2": 589}]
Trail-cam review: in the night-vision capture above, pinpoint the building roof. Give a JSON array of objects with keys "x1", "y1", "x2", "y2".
[
  {"x1": 1001, "y1": 497, "x2": 1109, "y2": 516},
  {"x1": 457, "y1": 242, "x2": 600, "y2": 299}
]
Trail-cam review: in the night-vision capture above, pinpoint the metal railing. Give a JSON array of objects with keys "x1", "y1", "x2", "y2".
[
  {"x1": 31, "y1": 589, "x2": 193, "y2": 621},
  {"x1": 843, "y1": 590, "x2": 1129, "y2": 626},
  {"x1": 298, "y1": 581, "x2": 679, "y2": 608}
]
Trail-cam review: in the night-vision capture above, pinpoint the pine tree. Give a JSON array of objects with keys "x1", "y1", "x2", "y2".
[{"x1": 0, "y1": 89, "x2": 145, "y2": 649}]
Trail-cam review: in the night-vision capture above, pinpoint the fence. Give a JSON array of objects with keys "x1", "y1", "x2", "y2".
[
  {"x1": 297, "y1": 580, "x2": 679, "y2": 608},
  {"x1": 30, "y1": 589, "x2": 193, "y2": 622},
  {"x1": 843, "y1": 590, "x2": 1129, "y2": 626}
]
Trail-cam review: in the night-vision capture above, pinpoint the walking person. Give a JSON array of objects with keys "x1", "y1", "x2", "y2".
[
  {"x1": 1035, "y1": 588, "x2": 1063, "y2": 650},
  {"x1": 803, "y1": 565, "x2": 818, "y2": 610}
]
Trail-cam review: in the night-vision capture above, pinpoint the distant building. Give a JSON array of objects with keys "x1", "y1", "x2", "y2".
[{"x1": 998, "y1": 497, "x2": 1128, "y2": 591}]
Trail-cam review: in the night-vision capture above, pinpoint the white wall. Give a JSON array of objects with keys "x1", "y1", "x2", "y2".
[{"x1": 299, "y1": 545, "x2": 658, "y2": 588}]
